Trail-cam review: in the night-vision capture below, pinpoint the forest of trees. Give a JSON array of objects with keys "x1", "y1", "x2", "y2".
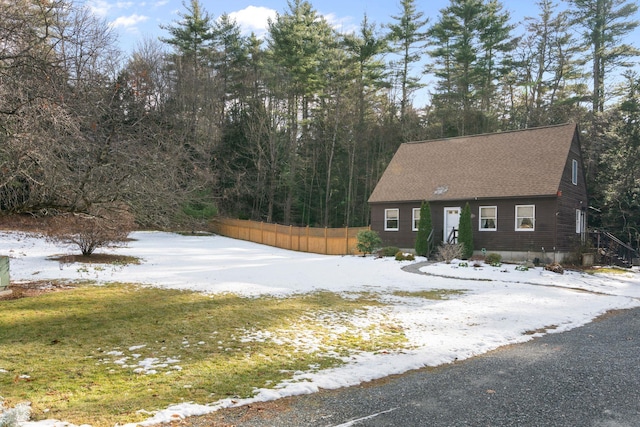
[{"x1": 1, "y1": 0, "x2": 639, "y2": 248}]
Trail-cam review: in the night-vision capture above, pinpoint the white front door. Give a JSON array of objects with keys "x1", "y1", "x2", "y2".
[{"x1": 444, "y1": 207, "x2": 461, "y2": 243}]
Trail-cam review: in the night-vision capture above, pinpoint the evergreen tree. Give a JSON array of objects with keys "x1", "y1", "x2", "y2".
[
  {"x1": 267, "y1": 0, "x2": 337, "y2": 224},
  {"x1": 507, "y1": 0, "x2": 585, "y2": 128},
  {"x1": 568, "y1": 0, "x2": 640, "y2": 114},
  {"x1": 592, "y1": 71, "x2": 640, "y2": 247},
  {"x1": 414, "y1": 201, "x2": 433, "y2": 256},
  {"x1": 386, "y1": 0, "x2": 429, "y2": 139},
  {"x1": 458, "y1": 202, "x2": 474, "y2": 259},
  {"x1": 427, "y1": 0, "x2": 515, "y2": 136},
  {"x1": 342, "y1": 16, "x2": 389, "y2": 226},
  {"x1": 160, "y1": 0, "x2": 216, "y2": 143}
]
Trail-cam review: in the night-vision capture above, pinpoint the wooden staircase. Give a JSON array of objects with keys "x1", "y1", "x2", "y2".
[{"x1": 590, "y1": 230, "x2": 638, "y2": 268}]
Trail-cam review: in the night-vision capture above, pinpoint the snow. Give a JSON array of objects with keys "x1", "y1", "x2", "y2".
[{"x1": 2, "y1": 230, "x2": 639, "y2": 427}]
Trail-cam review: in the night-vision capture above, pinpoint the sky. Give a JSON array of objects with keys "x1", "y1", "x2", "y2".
[{"x1": 2, "y1": 230, "x2": 640, "y2": 426}]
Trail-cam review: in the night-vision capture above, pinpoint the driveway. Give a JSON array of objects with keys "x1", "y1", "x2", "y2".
[{"x1": 173, "y1": 307, "x2": 640, "y2": 427}]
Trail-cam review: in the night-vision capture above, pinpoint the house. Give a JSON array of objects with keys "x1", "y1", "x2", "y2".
[{"x1": 368, "y1": 123, "x2": 588, "y2": 262}]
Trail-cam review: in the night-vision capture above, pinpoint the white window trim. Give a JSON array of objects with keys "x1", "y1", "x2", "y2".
[
  {"x1": 572, "y1": 159, "x2": 578, "y2": 185},
  {"x1": 385, "y1": 208, "x2": 399, "y2": 231},
  {"x1": 412, "y1": 208, "x2": 420, "y2": 231},
  {"x1": 479, "y1": 206, "x2": 497, "y2": 231},
  {"x1": 515, "y1": 205, "x2": 535, "y2": 231}
]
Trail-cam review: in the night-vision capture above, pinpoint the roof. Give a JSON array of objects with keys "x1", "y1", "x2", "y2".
[{"x1": 368, "y1": 123, "x2": 578, "y2": 203}]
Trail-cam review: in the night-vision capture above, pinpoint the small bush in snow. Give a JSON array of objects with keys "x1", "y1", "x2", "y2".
[
  {"x1": 395, "y1": 251, "x2": 415, "y2": 261},
  {"x1": 485, "y1": 253, "x2": 502, "y2": 266},
  {"x1": 380, "y1": 246, "x2": 400, "y2": 257},
  {"x1": 356, "y1": 230, "x2": 382, "y2": 256},
  {"x1": 437, "y1": 243, "x2": 463, "y2": 264}
]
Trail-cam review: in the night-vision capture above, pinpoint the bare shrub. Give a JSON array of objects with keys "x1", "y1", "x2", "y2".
[
  {"x1": 44, "y1": 207, "x2": 135, "y2": 256},
  {"x1": 437, "y1": 243, "x2": 464, "y2": 264},
  {"x1": 544, "y1": 262, "x2": 564, "y2": 275}
]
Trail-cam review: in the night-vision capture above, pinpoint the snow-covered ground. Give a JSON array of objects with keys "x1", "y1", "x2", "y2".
[{"x1": 2, "y1": 230, "x2": 639, "y2": 427}]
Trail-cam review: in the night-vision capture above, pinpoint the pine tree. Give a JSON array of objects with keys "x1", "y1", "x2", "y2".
[
  {"x1": 427, "y1": 0, "x2": 515, "y2": 136},
  {"x1": 458, "y1": 202, "x2": 474, "y2": 259},
  {"x1": 387, "y1": 0, "x2": 429, "y2": 139},
  {"x1": 568, "y1": 0, "x2": 640, "y2": 114},
  {"x1": 414, "y1": 201, "x2": 433, "y2": 256}
]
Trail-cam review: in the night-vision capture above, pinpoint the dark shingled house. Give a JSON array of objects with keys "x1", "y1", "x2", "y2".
[{"x1": 368, "y1": 123, "x2": 588, "y2": 262}]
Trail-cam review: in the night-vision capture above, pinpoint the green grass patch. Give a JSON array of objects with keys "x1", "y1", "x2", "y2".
[
  {"x1": 584, "y1": 267, "x2": 632, "y2": 275},
  {"x1": 392, "y1": 289, "x2": 467, "y2": 300},
  {"x1": 0, "y1": 285, "x2": 406, "y2": 426}
]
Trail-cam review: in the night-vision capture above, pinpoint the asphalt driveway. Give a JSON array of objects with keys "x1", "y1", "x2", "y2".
[{"x1": 174, "y1": 306, "x2": 640, "y2": 427}]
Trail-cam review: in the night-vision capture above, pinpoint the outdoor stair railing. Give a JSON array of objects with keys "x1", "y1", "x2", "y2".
[
  {"x1": 590, "y1": 229, "x2": 637, "y2": 268},
  {"x1": 447, "y1": 227, "x2": 458, "y2": 244}
]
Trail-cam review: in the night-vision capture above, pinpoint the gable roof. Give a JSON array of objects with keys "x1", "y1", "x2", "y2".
[{"x1": 368, "y1": 123, "x2": 579, "y2": 203}]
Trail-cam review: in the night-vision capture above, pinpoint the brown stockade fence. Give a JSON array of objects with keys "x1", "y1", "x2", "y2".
[{"x1": 210, "y1": 218, "x2": 370, "y2": 255}]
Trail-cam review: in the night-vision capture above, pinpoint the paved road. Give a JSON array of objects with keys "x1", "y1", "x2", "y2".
[{"x1": 181, "y1": 307, "x2": 640, "y2": 427}]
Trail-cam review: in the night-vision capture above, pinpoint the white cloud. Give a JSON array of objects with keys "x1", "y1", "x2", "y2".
[
  {"x1": 228, "y1": 6, "x2": 277, "y2": 37},
  {"x1": 110, "y1": 13, "x2": 149, "y2": 29},
  {"x1": 116, "y1": 1, "x2": 134, "y2": 9},
  {"x1": 87, "y1": 0, "x2": 112, "y2": 17}
]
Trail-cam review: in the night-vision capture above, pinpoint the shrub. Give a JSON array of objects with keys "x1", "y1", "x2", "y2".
[
  {"x1": 437, "y1": 243, "x2": 463, "y2": 264},
  {"x1": 44, "y1": 206, "x2": 135, "y2": 256},
  {"x1": 380, "y1": 246, "x2": 401, "y2": 257},
  {"x1": 414, "y1": 201, "x2": 433, "y2": 256},
  {"x1": 485, "y1": 253, "x2": 502, "y2": 266},
  {"x1": 182, "y1": 200, "x2": 217, "y2": 221},
  {"x1": 458, "y1": 202, "x2": 474, "y2": 259},
  {"x1": 395, "y1": 251, "x2": 415, "y2": 261},
  {"x1": 356, "y1": 229, "x2": 382, "y2": 256}
]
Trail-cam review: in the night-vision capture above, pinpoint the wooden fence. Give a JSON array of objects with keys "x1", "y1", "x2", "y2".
[{"x1": 210, "y1": 218, "x2": 370, "y2": 255}]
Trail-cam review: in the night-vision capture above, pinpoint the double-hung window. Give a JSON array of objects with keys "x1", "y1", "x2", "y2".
[
  {"x1": 515, "y1": 205, "x2": 535, "y2": 231},
  {"x1": 385, "y1": 208, "x2": 399, "y2": 231},
  {"x1": 412, "y1": 208, "x2": 420, "y2": 231},
  {"x1": 479, "y1": 206, "x2": 497, "y2": 231}
]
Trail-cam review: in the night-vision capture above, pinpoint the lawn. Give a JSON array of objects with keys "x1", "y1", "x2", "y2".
[{"x1": 0, "y1": 283, "x2": 457, "y2": 426}]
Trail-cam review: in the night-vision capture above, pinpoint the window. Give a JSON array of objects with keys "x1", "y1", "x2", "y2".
[
  {"x1": 412, "y1": 208, "x2": 420, "y2": 231},
  {"x1": 515, "y1": 205, "x2": 535, "y2": 231},
  {"x1": 479, "y1": 206, "x2": 497, "y2": 231},
  {"x1": 572, "y1": 159, "x2": 578, "y2": 185},
  {"x1": 385, "y1": 208, "x2": 399, "y2": 231}
]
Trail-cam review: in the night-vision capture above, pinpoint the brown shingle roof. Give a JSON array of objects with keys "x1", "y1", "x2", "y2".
[{"x1": 368, "y1": 123, "x2": 578, "y2": 203}]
